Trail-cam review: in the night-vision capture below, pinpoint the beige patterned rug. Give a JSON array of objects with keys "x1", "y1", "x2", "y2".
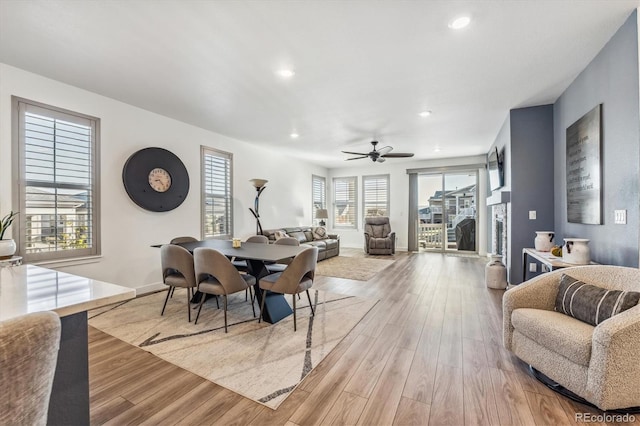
[
  {"x1": 316, "y1": 255, "x2": 396, "y2": 281},
  {"x1": 88, "y1": 288, "x2": 377, "y2": 409}
]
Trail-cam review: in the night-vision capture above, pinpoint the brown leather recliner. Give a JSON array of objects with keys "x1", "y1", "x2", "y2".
[{"x1": 364, "y1": 216, "x2": 395, "y2": 255}]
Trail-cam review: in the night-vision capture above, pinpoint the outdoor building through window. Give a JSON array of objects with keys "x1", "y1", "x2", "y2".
[
  {"x1": 312, "y1": 175, "x2": 326, "y2": 222},
  {"x1": 13, "y1": 97, "x2": 100, "y2": 262},
  {"x1": 202, "y1": 146, "x2": 233, "y2": 239},
  {"x1": 363, "y1": 174, "x2": 390, "y2": 217},
  {"x1": 333, "y1": 176, "x2": 357, "y2": 228}
]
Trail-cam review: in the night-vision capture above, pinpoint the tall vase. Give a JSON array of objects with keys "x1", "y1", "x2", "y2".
[
  {"x1": 485, "y1": 254, "x2": 507, "y2": 289},
  {"x1": 0, "y1": 239, "x2": 17, "y2": 260},
  {"x1": 563, "y1": 238, "x2": 590, "y2": 264}
]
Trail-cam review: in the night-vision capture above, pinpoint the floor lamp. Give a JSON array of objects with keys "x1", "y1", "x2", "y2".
[{"x1": 249, "y1": 179, "x2": 267, "y2": 235}]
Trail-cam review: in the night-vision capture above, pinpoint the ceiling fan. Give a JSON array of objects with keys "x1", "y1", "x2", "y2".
[{"x1": 342, "y1": 140, "x2": 414, "y2": 163}]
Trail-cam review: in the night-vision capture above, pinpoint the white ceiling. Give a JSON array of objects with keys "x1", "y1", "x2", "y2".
[{"x1": 1, "y1": 0, "x2": 638, "y2": 168}]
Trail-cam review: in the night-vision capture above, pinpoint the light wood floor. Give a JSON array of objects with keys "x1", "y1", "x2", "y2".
[{"x1": 88, "y1": 250, "x2": 639, "y2": 425}]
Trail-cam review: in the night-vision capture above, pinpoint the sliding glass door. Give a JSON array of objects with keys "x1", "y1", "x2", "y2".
[{"x1": 417, "y1": 171, "x2": 477, "y2": 253}]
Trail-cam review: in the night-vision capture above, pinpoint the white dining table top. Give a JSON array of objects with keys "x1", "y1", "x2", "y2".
[{"x1": 0, "y1": 264, "x2": 135, "y2": 321}]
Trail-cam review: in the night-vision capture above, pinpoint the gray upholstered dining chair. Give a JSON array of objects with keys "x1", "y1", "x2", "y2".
[
  {"x1": 267, "y1": 237, "x2": 300, "y2": 273},
  {"x1": 364, "y1": 216, "x2": 395, "y2": 255},
  {"x1": 170, "y1": 236, "x2": 198, "y2": 244},
  {"x1": 160, "y1": 244, "x2": 198, "y2": 322},
  {"x1": 0, "y1": 311, "x2": 61, "y2": 426},
  {"x1": 259, "y1": 246, "x2": 318, "y2": 331},
  {"x1": 193, "y1": 247, "x2": 257, "y2": 332}
]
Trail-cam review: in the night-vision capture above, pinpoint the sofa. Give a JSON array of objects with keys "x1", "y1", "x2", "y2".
[
  {"x1": 503, "y1": 265, "x2": 640, "y2": 411},
  {"x1": 261, "y1": 227, "x2": 339, "y2": 261}
]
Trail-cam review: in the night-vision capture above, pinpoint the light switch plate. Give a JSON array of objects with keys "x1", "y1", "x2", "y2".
[
  {"x1": 529, "y1": 263, "x2": 537, "y2": 272},
  {"x1": 529, "y1": 210, "x2": 536, "y2": 220},
  {"x1": 614, "y1": 209, "x2": 627, "y2": 224}
]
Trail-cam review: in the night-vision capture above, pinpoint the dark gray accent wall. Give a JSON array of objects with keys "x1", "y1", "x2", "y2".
[{"x1": 553, "y1": 10, "x2": 639, "y2": 268}]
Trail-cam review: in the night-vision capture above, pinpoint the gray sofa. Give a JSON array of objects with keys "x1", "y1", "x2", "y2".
[{"x1": 261, "y1": 226, "x2": 339, "y2": 261}]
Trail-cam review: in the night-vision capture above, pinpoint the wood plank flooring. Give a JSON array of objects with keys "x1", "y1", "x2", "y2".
[{"x1": 88, "y1": 250, "x2": 640, "y2": 425}]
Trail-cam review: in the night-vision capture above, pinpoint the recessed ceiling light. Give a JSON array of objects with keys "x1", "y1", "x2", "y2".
[
  {"x1": 434, "y1": 147, "x2": 441, "y2": 152},
  {"x1": 290, "y1": 132, "x2": 299, "y2": 139},
  {"x1": 448, "y1": 16, "x2": 471, "y2": 30},
  {"x1": 277, "y1": 69, "x2": 295, "y2": 79},
  {"x1": 418, "y1": 110, "x2": 432, "y2": 117}
]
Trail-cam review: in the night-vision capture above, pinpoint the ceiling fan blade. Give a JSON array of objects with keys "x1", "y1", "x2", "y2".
[
  {"x1": 381, "y1": 153, "x2": 415, "y2": 158},
  {"x1": 341, "y1": 150, "x2": 368, "y2": 156},
  {"x1": 377, "y1": 146, "x2": 393, "y2": 156},
  {"x1": 346, "y1": 156, "x2": 368, "y2": 161},
  {"x1": 377, "y1": 157, "x2": 386, "y2": 163}
]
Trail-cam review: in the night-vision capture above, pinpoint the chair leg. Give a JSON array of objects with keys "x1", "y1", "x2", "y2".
[
  {"x1": 249, "y1": 286, "x2": 256, "y2": 317},
  {"x1": 259, "y1": 289, "x2": 267, "y2": 324},
  {"x1": 306, "y1": 290, "x2": 315, "y2": 316},
  {"x1": 245, "y1": 288, "x2": 248, "y2": 301},
  {"x1": 187, "y1": 288, "x2": 191, "y2": 322},
  {"x1": 293, "y1": 294, "x2": 297, "y2": 332},
  {"x1": 223, "y1": 295, "x2": 228, "y2": 333},
  {"x1": 195, "y1": 292, "x2": 207, "y2": 324},
  {"x1": 169, "y1": 286, "x2": 175, "y2": 298},
  {"x1": 215, "y1": 295, "x2": 220, "y2": 309},
  {"x1": 161, "y1": 287, "x2": 172, "y2": 316}
]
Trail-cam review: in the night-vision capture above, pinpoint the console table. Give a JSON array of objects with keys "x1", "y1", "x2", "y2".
[{"x1": 522, "y1": 248, "x2": 598, "y2": 282}]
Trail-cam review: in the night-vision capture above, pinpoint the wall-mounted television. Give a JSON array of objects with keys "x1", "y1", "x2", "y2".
[{"x1": 488, "y1": 147, "x2": 505, "y2": 191}]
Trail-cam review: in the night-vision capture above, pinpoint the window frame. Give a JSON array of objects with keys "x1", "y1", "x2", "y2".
[
  {"x1": 332, "y1": 176, "x2": 358, "y2": 229},
  {"x1": 200, "y1": 145, "x2": 233, "y2": 240},
  {"x1": 312, "y1": 174, "x2": 326, "y2": 223},
  {"x1": 12, "y1": 96, "x2": 101, "y2": 262},
  {"x1": 362, "y1": 174, "x2": 390, "y2": 217}
]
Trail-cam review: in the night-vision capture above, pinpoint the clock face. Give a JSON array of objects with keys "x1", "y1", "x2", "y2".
[
  {"x1": 148, "y1": 168, "x2": 172, "y2": 192},
  {"x1": 122, "y1": 147, "x2": 189, "y2": 212}
]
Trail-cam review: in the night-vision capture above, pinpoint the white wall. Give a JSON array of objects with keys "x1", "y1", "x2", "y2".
[
  {"x1": 0, "y1": 64, "x2": 327, "y2": 292},
  {"x1": 327, "y1": 155, "x2": 488, "y2": 254}
]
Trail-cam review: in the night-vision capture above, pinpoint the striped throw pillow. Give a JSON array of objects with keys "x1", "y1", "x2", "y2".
[{"x1": 555, "y1": 274, "x2": 640, "y2": 326}]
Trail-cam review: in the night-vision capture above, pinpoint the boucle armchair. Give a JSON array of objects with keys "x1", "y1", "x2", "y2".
[
  {"x1": 364, "y1": 216, "x2": 395, "y2": 255},
  {"x1": 503, "y1": 265, "x2": 640, "y2": 411}
]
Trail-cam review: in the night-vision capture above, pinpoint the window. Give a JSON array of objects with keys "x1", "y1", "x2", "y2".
[
  {"x1": 201, "y1": 146, "x2": 233, "y2": 239},
  {"x1": 363, "y1": 174, "x2": 390, "y2": 217},
  {"x1": 13, "y1": 97, "x2": 100, "y2": 262},
  {"x1": 312, "y1": 175, "x2": 326, "y2": 221},
  {"x1": 333, "y1": 176, "x2": 357, "y2": 228}
]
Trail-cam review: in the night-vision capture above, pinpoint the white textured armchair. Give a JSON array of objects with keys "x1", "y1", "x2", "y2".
[{"x1": 503, "y1": 265, "x2": 640, "y2": 411}]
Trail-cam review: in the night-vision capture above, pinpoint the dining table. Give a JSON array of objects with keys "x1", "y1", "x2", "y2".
[{"x1": 172, "y1": 239, "x2": 307, "y2": 324}]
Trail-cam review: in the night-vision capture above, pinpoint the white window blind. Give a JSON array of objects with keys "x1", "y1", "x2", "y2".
[
  {"x1": 363, "y1": 174, "x2": 390, "y2": 217},
  {"x1": 202, "y1": 146, "x2": 233, "y2": 239},
  {"x1": 312, "y1": 175, "x2": 326, "y2": 221},
  {"x1": 333, "y1": 176, "x2": 357, "y2": 228},
  {"x1": 14, "y1": 98, "x2": 100, "y2": 262}
]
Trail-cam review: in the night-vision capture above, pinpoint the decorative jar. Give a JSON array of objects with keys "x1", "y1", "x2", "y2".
[
  {"x1": 0, "y1": 239, "x2": 16, "y2": 260},
  {"x1": 534, "y1": 231, "x2": 555, "y2": 252},
  {"x1": 485, "y1": 254, "x2": 507, "y2": 289},
  {"x1": 563, "y1": 238, "x2": 590, "y2": 264}
]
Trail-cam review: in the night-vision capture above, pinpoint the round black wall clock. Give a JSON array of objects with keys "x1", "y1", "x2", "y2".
[{"x1": 122, "y1": 147, "x2": 190, "y2": 212}]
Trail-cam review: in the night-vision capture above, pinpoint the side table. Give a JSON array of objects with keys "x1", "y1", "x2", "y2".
[
  {"x1": 0, "y1": 256, "x2": 23, "y2": 267},
  {"x1": 522, "y1": 248, "x2": 598, "y2": 282}
]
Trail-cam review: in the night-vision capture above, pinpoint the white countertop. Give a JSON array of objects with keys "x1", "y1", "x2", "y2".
[{"x1": 0, "y1": 264, "x2": 136, "y2": 320}]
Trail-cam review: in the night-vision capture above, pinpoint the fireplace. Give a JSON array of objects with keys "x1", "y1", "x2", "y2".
[{"x1": 492, "y1": 204, "x2": 507, "y2": 266}]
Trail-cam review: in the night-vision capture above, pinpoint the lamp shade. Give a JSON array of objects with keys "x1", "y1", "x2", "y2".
[
  {"x1": 315, "y1": 208, "x2": 328, "y2": 219},
  {"x1": 249, "y1": 178, "x2": 268, "y2": 189}
]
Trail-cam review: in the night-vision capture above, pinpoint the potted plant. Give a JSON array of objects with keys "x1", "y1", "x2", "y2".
[{"x1": 0, "y1": 211, "x2": 19, "y2": 259}]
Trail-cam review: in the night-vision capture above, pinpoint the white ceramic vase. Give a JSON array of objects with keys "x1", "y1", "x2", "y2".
[
  {"x1": 0, "y1": 239, "x2": 16, "y2": 259},
  {"x1": 563, "y1": 238, "x2": 590, "y2": 264},
  {"x1": 485, "y1": 254, "x2": 507, "y2": 289},
  {"x1": 534, "y1": 231, "x2": 555, "y2": 252}
]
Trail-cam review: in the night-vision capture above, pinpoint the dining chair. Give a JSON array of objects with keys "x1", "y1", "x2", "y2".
[
  {"x1": 160, "y1": 244, "x2": 198, "y2": 322},
  {"x1": 267, "y1": 236, "x2": 300, "y2": 273},
  {"x1": 232, "y1": 235, "x2": 269, "y2": 272},
  {"x1": 170, "y1": 236, "x2": 198, "y2": 244},
  {"x1": 0, "y1": 311, "x2": 61, "y2": 426},
  {"x1": 193, "y1": 247, "x2": 257, "y2": 332},
  {"x1": 259, "y1": 246, "x2": 318, "y2": 331}
]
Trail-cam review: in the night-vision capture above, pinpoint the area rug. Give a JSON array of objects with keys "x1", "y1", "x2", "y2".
[
  {"x1": 88, "y1": 288, "x2": 377, "y2": 409},
  {"x1": 316, "y1": 255, "x2": 396, "y2": 281}
]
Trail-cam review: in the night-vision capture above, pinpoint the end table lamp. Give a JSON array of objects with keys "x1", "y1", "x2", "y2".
[
  {"x1": 316, "y1": 208, "x2": 328, "y2": 227},
  {"x1": 249, "y1": 179, "x2": 267, "y2": 235}
]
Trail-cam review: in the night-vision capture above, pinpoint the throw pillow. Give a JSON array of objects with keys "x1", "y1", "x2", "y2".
[
  {"x1": 274, "y1": 230, "x2": 289, "y2": 240},
  {"x1": 312, "y1": 226, "x2": 327, "y2": 240},
  {"x1": 555, "y1": 274, "x2": 640, "y2": 326}
]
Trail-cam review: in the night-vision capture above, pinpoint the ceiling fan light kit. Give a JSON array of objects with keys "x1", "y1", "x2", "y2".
[{"x1": 342, "y1": 140, "x2": 414, "y2": 162}]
